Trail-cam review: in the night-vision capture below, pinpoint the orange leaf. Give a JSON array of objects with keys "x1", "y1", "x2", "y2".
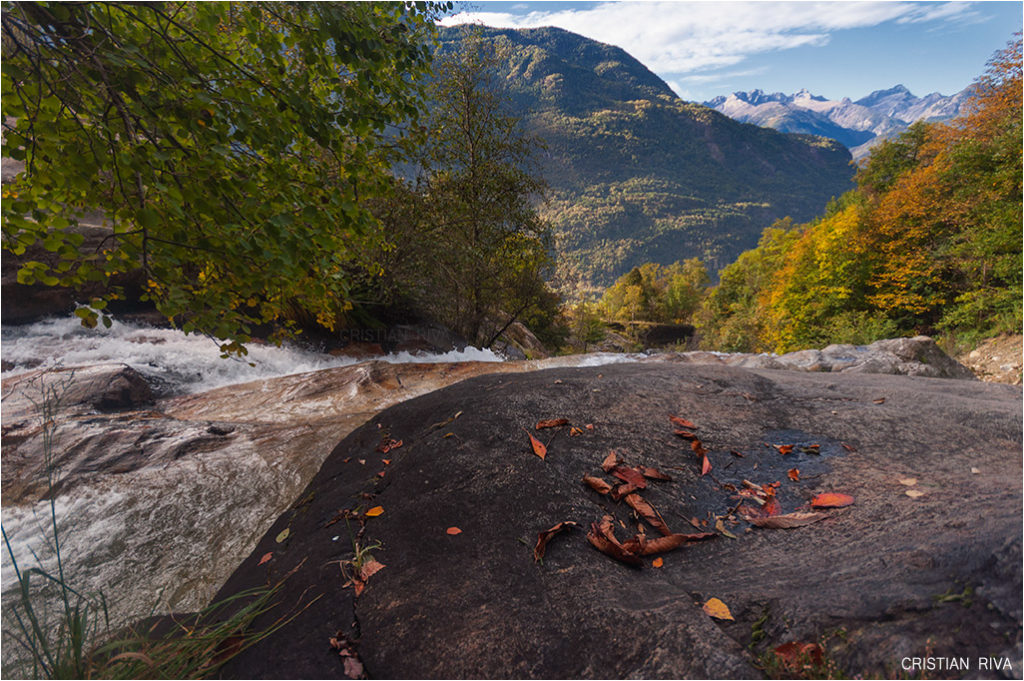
[
  {"x1": 652, "y1": 557, "x2": 664, "y2": 568},
  {"x1": 762, "y1": 496, "x2": 782, "y2": 517},
  {"x1": 775, "y1": 444, "x2": 794, "y2": 455},
  {"x1": 702, "y1": 597, "x2": 734, "y2": 620},
  {"x1": 600, "y1": 451, "x2": 619, "y2": 472},
  {"x1": 673, "y1": 429, "x2": 698, "y2": 440},
  {"x1": 382, "y1": 459, "x2": 391, "y2": 465},
  {"x1": 569, "y1": 426, "x2": 584, "y2": 436},
  {"x1": 257, "y1": 552, "x2": 273, "y2": 566},
  {"x1": 376, "y1": 438, "x2": 403, "y2": 453},
  {"x1": 365, "y1": 506, "x2": 384, "y2": 517},
  {"x1": 446, "y1": 526, "x2": 462, "y2": 535},
  {"x1": 669, "y1": 414, "x2": 698, "y2": 429},
  {"x1": 524, "y1": 429, "x2": 547, "y2": 459},
  {"x1": 700, "y1": 454, "x2": 712, "y2": 476},
  {"x1": 536, "y1": 418, "x2": 569, "y2": 429},
  {"x1": 787, "y1": 468, "x2": 800, "y2": 481},
  {"x1": 810, "y1": 492, "x2": 855, "y2": 508},
  {"x1": 582, "y1": 474, "x2": 613, "y2": 495},
  {"x1": 533, "y1": 520, "x2": 578, "y2": 561}
]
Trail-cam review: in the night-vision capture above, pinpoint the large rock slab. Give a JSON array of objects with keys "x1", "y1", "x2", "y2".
[{"x1": 215, "y1": 363, "x2": 1021, "y2": 679}]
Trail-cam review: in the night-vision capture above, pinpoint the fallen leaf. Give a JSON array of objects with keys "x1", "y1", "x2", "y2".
[
  {"x1": 669, "y1": 415, "x2": 698, "y2": 429},
  {"x1": 898, "y1": 477, "x2": 917, "y2": 486},
  {"x1": 382, "y1": 459, "x2": 391, "y2": 465},
  {"x1": 365, "y1": 506, "x2": 385, "y2": 517},
  {"x1": 761, "y1": 496, "x2": 782, "y2": 517},
  {"x1": 258, "y1": 552, "x2": 273, "y2": 566},
  {"x1": 359, "y1": 559, "x2": 386, "y2": 581},
  {"x1": 640, "y1": 466, "x2": 672, "y2": 481},
  {"x1": 787, "y1": 468, "x2": 800, "y2": 481},
  {"x1": 582, "y1": 474, "x2": 613, "y2": 495},
  {"x1": 524, "y1": 429, "x2": 547, "y2": 459},
  {"x1": 601, "y1": 451, "x2": 619, "y2": 472},
  {"x1": 610, "y1": 482, "x2": 641, "y2": 501},
  {"x1": 905, "y1": 489, "x2": 926, "y2": 499},
  {"x1": 358, "y1": 459, "x2": 366, "y2": 465},
  {"x1": 639, "y1": 532, "x2": 716, "y2": 554},
  {"x1": 652, "y1": 557, "x2": 664, "y2": 568},
  {"x1": 775, "y1": 444, "x2": 794, "y2": 455},
  {"x1": 873, "y1": 397, "x2": 886, "y2": 404},
  {"x1": 376, "y1": 471, "x2": 385, "y2": 478},
  {"x1": 800, "y1": 444, "x2": 821, "y2": 454},
  {"x1": 585, "y1": 423, "x2": 595, "y2": 430},
  {"x1": 841, "y1": 442, "x2": 856, "y2": 452},
  {"x1": 810, "y1": 492, "x2": 855, "y2": 508},
  {"x1": 569, "y1": 426, "x2": 584, "y2": 437},
  {"x1": 730, "y1": 450, "x2": 745, "y2": 458},
  {"x1": 536, "y1": 418, "x2": 569, "y2": 430},
  {"x1": 673, "y1": 429, "x2": 699, "y2": 440},
  {"x1": 275, "y1": 528, "x2": 290, "y2": 543},
  {"x1": 702, "y1": 597, "x2": 734, "y2": 621},
  {"x1": 774, "y1": 641, "x2": 825, "y2": 670},
  {"x1": 376, "y1": 438, "x2": 403, "y2": 453},
  {"x1": 586, "y1": 518, "x2": 642, "y2": 566},
  {"x1": 610, "y1": 465, "x2": 648, "y2": 489},
  {"x1": 534, "y1": 521, "x2": 578, "y2": 561},
  {"x1": 446, "y1": 526, "x2": 462, "y2": 535},
  {"x1": 715, "y1": 518, "x2": 737, "y2": 539},
  {"x1": 744, "y1": 510, "x2": 826, "y2": 529},
  {"x1": 970, "y1": 467, "x2": 980, "y2": 475},
  {"x1": 343, "y1": 656, "x2": 364, "y2": 679},
  {"x1": 624, "y1": 493, "x2": 672, "y2": 536}
]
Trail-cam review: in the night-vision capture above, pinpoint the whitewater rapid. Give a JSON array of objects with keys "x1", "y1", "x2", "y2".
[{"x1": 0, "y1": 313, "x2": 505, "y2": 394}]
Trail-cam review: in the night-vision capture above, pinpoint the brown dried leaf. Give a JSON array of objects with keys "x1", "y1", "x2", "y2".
[
  {"x1": 534, "y1": 521, "x2": 578, "y2": 562},
  {"x1": 745, "y1": 510, "x2": 826, "y2": 529},
  {"x1": 624, "y1": 493, "x2": 672, "y2": 536},
  {"x1": 787, "y1": 468, "x2": 800, "y2": 482},
  {"x1": 774, "y1": 641, "x2": 824, "y2": 669},
  {"x1": 673, "y1": 429, "x2": 698, "y2": 440},
  {"x1": 524, "y1": 429, "x2": 547, "y2": 459},
  {"x1": 775, "y1": 444, "x2": 794, "y2": 455},
  {"x1": 376, "y1": 438, "x2": 403, "y2": 454},
  {"x1": 586, "y1": 519, "x2": 642, "y2": 566},
  {"x1": 640, "y1": 532, "x2": 716, "y2": 554},
  {"x1": 582, "y1": 474, "x2": 613, "y2": 495},
  {"x1": 669, "y1": 415, "x2": 698, "y2": 429},
  {"x1": 762, "y1": 496, "x2": 782, "y2": 517},
  {"x1": 569, "y1": 426, "x2": 584, "y2": 437},
  {"x1": 610, "y1": 481, "x2": 641, "y2": 501},
  {"x1": 640, "y1": 466, "x2": 672, "y2": 481},
  {"x1": 601, "y1": 451, "x2": 619, "y2": 472},
  {"x1": 358, "y1": 559, "x2": 386, "y2": 582},
  {"x1": 610, "y1": 465, "x2": 648, "y2": 489},
  {"x1": 730, "y1": 450, "x2": 745, "y2": 458},
  {"x1": 343, "y1": 655, "x2": 364, "y2": 679},
  {"x1": 536, "y1": 418, "x2": 569, "y2": 430}
]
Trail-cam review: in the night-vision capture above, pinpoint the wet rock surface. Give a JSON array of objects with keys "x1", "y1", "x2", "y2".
[{"x1": 216, "y1": 363, "x2": 1021, "y2": 679}]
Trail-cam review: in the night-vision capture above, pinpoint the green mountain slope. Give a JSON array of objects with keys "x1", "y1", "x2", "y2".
[{"x1": 438, "y1": 26, "x2": 855, "y2": 293}]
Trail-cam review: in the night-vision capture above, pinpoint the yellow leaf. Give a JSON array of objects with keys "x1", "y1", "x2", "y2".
[
  {"x1": 275, "y1": 528, "x2": 290, "y2": 543},
  {"x1": 702, "y1": 597, "x2": 734, "y2": 621},
  {"x1": 365, "y1": 506, "x2": 384, "y2": 517},
  {"x1": 905, "y1": 490, "x2": 926, "y2": 499}
]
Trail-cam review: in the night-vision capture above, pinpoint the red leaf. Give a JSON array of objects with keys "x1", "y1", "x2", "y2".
[
  {"x1": 669, "y1": 415, "x2": 698, "y2": 429},
  {"x1": 582, "y1": 474, "x2": 613, "y2": 495},
  {"x1": 811, "y1": 492, "x2": 855, "y2": 508},
  {"x1": 600, "y1": 451, "x2": 619, "y2": 472},
  {"x1": 787, "y1": 468, "x2": 800, "y2": 481},
  {"x1": 446, "y1": 526, "x2": 462, "y2": 535},
  {"x1": 673, "y1": 429, "x2": 698, "y2": 440},
  {"x1": 257, "y1": 552, "x2": 273, "y2": 566},
  {"x1": 700, "y1": 454, "x2": 712, "y2": 476},
  {"x1": 536, "y1": 418, "x2": 569, "y2": 429},
  {"x1": 610, "y1": 465, "x2": 648, "y2": 489},
  {"x1": 524, "y1": 429, "x2": 547, "y2": 459},
  {"x1": 533, "y1": 521, "x2": 578, "y2": 561},
  {"x1": 775, "y1": 444, "x2": 794, "y2": 455},
  {"x1": 691, "y1": 439, "x2": 707, "y2": 456},
  {"x1": 762, "y1": 495, "x2": 782, "y2": 517},
  {"x1": 624, "y1": 493, "x2": 672, "y2": 536}
]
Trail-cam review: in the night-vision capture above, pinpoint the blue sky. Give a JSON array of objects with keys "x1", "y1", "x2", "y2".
[{"x1": 442, "y1": 1, "x2": 1022, "y2": 102}]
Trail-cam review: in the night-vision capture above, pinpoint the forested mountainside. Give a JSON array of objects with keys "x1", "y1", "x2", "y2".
[{"x1": 438, "y1": 26, "x2": 855, "y2": 293}]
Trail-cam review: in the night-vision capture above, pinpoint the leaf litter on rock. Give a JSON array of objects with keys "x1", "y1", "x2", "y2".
[
  {"x1": 810, "y1": 492, "x2": 855, "y2": 508},
  {"x1": 702, "y1": 597, "x2": 734, "y2": 621},
  {"x1": 524, "y1": 429, "x2": 547, "y2": 459},
  {"x1": 536, "y1": 418, "x2": 569, "y2": 430},
  {"x1": 534, "y1": 520, "x2": 578, "y2": 562}
]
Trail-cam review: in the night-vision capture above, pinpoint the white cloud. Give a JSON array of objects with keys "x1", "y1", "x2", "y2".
[{"x1": 440, "y1": 1, "x2": 980, "y2": 73}]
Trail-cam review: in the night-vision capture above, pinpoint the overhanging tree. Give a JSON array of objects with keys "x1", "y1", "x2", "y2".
[{"x1": 1, "y1": 1, "x2": 448, "y2": 353}]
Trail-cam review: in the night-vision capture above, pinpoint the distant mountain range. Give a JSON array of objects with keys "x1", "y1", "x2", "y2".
[
  {"x1": 705, "y1": 85, "x2": 969, "y2": 159},
  {"x1": 438, "y1": 26, "x2": 855, "y2": 292}
]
